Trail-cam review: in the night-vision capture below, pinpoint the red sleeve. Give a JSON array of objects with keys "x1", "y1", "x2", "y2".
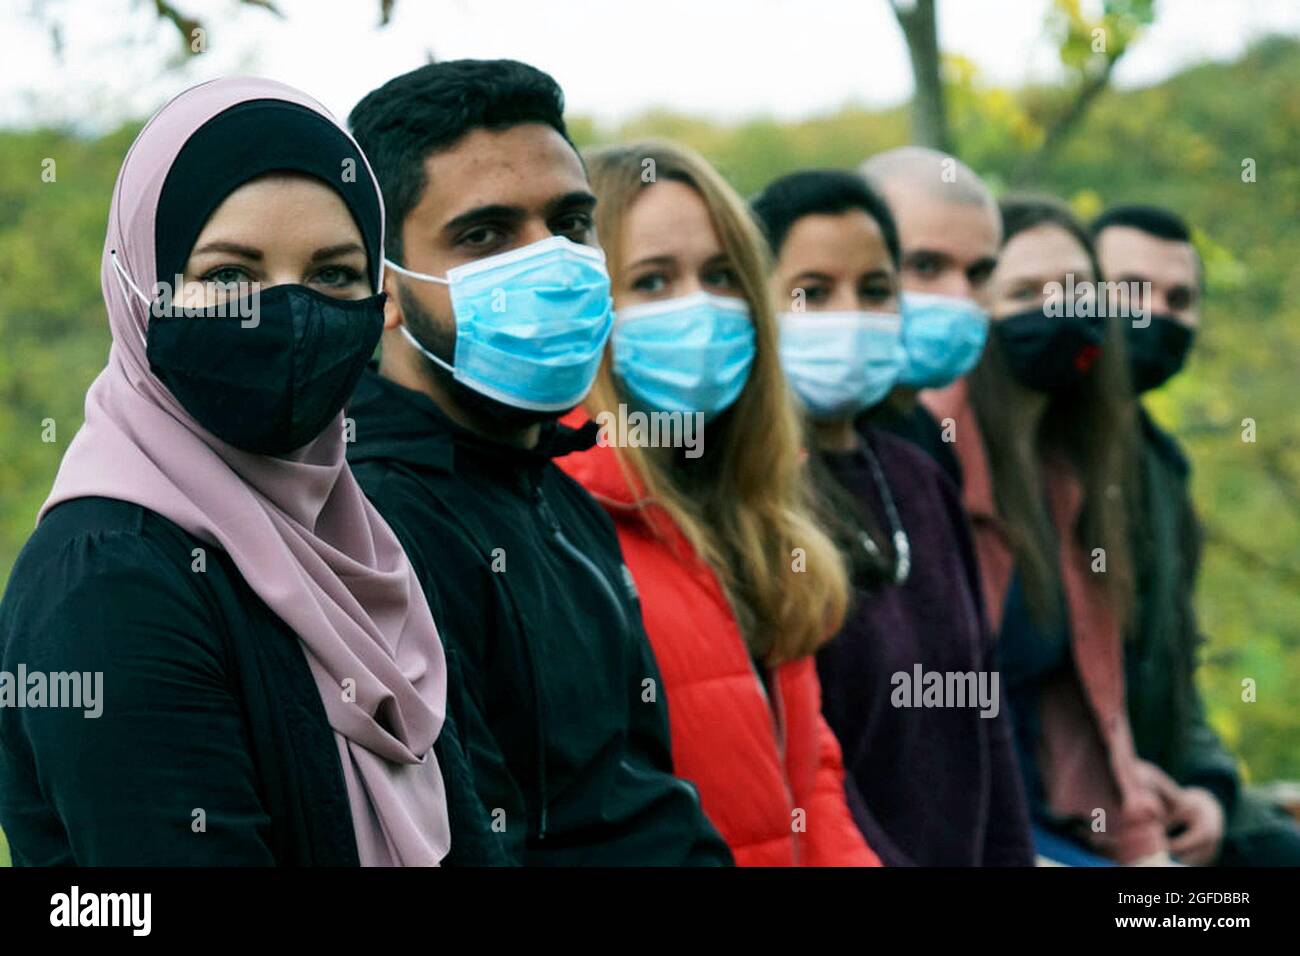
[
  {"x1": 787, "y1": 658, "x2": 882, "y2": 867},
  {"x1": 804, "y1": 713, "x2": 883, "y2": 866}
]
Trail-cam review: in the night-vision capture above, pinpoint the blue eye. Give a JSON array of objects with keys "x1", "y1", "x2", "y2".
[{"x1": 203, "y1": 266, "x2": 250, "y2": 286}]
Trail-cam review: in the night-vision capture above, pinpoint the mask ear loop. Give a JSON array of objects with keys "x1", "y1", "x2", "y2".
[
  {"x1": 385, "y1": 259, "x2": 458, "y2": 376},
  {"x1": 384, "y1": 258, "x2": 450, "y2": 285},
  {"x1": 109, "y1": 251, "x2": 151, "y2": 348}
]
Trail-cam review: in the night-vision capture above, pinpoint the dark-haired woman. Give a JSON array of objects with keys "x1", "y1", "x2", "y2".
[
  {"x1": 0, "y1": 78, "x2": 465, "y2": 865},
  {"x1": 923, "y1": 195, "x2": 1176, "y2": 865},
  {"x1": 751, "y1": 170, "x2": 1034, "y2": 866}
]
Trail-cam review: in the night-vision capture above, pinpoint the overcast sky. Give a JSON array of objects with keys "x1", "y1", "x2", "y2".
[{"x1": 5, "y1": 0, "x2": 1299, "y2": 130}]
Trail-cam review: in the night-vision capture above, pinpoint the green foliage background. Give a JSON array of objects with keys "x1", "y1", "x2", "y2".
[{"x1": 0, "y1": 39, "x2": 1295, "y2": 866}]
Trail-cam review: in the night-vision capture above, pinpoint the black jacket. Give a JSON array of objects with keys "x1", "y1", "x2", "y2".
[
  {"x1": 346, "y1": 368, "x2": 731, "y2": 866},
  {"x1": 0, "y1": 497, "x2": 358, "y2": 865},
  {"x1": 0, "y1": 496, "x2": 506, "y2": 867},
  {"x1": 1127, "y1": 408, "x2": 1240, "y2": 812}
]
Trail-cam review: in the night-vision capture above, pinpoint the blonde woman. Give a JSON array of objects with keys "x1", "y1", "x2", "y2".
[{"x1": 556, "y1": 141, "x2": 879, "y2": 866}]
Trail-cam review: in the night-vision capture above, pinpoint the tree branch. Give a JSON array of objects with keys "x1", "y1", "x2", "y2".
[{"x1": 889, "y1": 0, "x2": 952, "y2": 152}]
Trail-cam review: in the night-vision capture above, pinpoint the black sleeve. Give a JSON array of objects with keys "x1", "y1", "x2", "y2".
[
  {"x1": 1169, "y1": 490, "x2": 1240, "y2": 811},
  {"x1": 0, "y1": 532, "x2": 276, "y2": 865},
  {"x1": 360, "y1": 472, "x2": 527, "y2": 864}
]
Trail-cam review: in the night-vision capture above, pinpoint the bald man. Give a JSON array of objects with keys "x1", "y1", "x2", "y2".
[{"x1": 857, "y1": 147, "x2": 1002, "y2": 487}]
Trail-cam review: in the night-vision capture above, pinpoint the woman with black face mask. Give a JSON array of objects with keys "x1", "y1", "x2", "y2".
[
  {"x1": 0, "y1": 78, "x2": 462, "y2": 866},
  {"x1": 923, "y1": 195, "x2": 1180, "y2": 867}
]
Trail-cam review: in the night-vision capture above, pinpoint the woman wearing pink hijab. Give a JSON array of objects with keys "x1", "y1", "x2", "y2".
[{"x1": 0, "y1": 77, "x2": 458, "y2": 866}]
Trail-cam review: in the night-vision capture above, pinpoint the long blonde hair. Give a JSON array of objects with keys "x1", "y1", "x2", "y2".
[{"x1": 583, "y1": 140, "x2": 849, "y2": 665}]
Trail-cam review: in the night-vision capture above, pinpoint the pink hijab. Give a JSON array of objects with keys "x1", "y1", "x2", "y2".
[{"x1": 40, "y1": 77, "x2": 450, "y2": 866}]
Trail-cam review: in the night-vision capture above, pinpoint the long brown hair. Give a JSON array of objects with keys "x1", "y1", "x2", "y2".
[
  {"x1": 583, "y1": 140, "x2": 850, "y2": 665},
  {"x1": 970, "y1": 194, "x2": 1139, "y2": 627}
]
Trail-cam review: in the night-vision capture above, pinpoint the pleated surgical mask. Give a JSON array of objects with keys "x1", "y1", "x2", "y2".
[
  {"x1": 386, "y1": 236, "x2": 614, "y2": 412},
  {"x1": 779, "y1": 309, "x2": 905, "y2": 419},
  {"x1": 612, "y1": 291, "x2": 756, "y2": 420}
]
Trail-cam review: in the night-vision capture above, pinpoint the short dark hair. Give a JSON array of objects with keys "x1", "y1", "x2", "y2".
[
  {"x1": 749, "y1": 169, "x2": 901, "y2": 267},
  {"x1": 1089, "y1": 203, "x2": 1202, "y2": 289},
  {"x1": 999, "y1": 193, "x2": 1100, "y2": 279},
  {"x1": 349, "y1": 59, "x2": 573, "y2": 264},
  {"x1": 1089, "y1": 203, "x2": 1192, "y2": 243}
]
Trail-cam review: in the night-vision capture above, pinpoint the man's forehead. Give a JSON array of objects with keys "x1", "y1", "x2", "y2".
[
  {"x1": 1098, "y1": 225, "x2": 1198, "y2": 282},
  {"x1": 882, "y1": 182, "x2": 999, "y2": 256},
  {"x1": 419, "y1": 124, "x2": 588, "y2": 218}
]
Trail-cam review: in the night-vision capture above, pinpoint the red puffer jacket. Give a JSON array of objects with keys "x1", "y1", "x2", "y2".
[{"x1": 556, "y1": 415, "x2": 881, "y2": 867}]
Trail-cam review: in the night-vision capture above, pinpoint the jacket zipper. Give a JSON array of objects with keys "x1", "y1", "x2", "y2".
[
  {"x1": 517, "y1": 472, "x2": 552, "y2": 841},
  {"x1": 522, "y1": 473, "x2": 634, "y2": 840},
  {"x1": 531, "y1": 482, "x2": 631, "y2": 636}
]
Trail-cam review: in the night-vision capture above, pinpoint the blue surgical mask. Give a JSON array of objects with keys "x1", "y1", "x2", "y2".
[
  {"x1": 386, "y1": 235, "x2": 614, "y2": 412},
  {"x1": 612, "y1": 291, "x2": 755, "y2": 420},
  {"x1": 779, "y1": 310, "x2": 906, "y2": 419},
  {"x1": 897, "y1": 291, "x2": 990, "y2": 389}
]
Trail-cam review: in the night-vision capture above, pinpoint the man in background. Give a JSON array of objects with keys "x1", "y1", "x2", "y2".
[
  {"x1": 1095, "y1": 203, "x2": 1300, "y2": 866},
  {"x1": 859, "y1": 146, "x2": 1002, "y2": 487}
]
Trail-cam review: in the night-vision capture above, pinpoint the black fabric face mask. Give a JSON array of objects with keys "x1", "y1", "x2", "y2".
[
  {"x1": 1126, "y1": 313, "x2": 1195, "y2": 393},
  {"x1": 992, "y1": 307, "x2": 1107, "y2": 394},
  {"x1": 147, "y1": 284, "x2": 385, "y2": 456}
]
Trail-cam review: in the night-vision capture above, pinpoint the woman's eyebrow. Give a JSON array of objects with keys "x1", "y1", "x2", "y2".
[
  {"x1": 626, "y1": 253, "x2": 675, "y2": 270},
  {"x1": 190, "y1": 240, "x2": 262, "y2": 259},
  {"x1": 309, "y1": 242, "x2": 366, "y2": 262}
]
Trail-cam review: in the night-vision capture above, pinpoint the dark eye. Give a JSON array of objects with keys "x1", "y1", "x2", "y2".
[
  {"x1": 795, "y1": 284, "x2": 829, "y2": 305},
  {"x1": 459, "y1": 226, "x2": 504, "y2": 249},
  {"x1": 1167, "y1": 287, "x2": 1193, "y2": 311},
  {"x1": 967, "y1": 262, "x2": 995, "y2": 288},
  {"x1": 631, "y1": 272, "x2": 668, "y2": 294},
  {"x1": 703, "y1": 266, "x2": 737, "y2": 291},
  {"x1": 551, "y1": 214, "x2": 593, "y2": 240},
  {"x1": 312, "y1": 265, "x2": 365, "y2": 288},
  {"x1": 909, "y1": 254, "x2": 941, "y2": 277},
  {"x1": 860, "y1": 277, "x2": 894, "y2": 303}
]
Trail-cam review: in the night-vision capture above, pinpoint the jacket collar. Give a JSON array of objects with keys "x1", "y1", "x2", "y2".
[
  {"x1": 557, "y1": 409, "x2": 649, "y2": 507},
  {"x1": 348, "y1": 366, "x2": 598, "y2": 475}
]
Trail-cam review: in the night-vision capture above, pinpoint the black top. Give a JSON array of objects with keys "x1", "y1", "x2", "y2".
[
  {"x1": 996, "y1": 570, "x2": 1073, "y2": 824},
  {"x1": 864, "y1": 400, "x2": 964, "y2": 488},
  {"x1": 1127, "y1": 406, "x2": 1239, "y2": 812},
  {"x1": 346, "y1": 368, "x2": 732, "y2": 866},
  {"x1": 0, "y1": 497, "x2": 358, "y2": 865},
  {"x1": 815, "y1": 427, "x2": 1034, "y2": 866}
]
